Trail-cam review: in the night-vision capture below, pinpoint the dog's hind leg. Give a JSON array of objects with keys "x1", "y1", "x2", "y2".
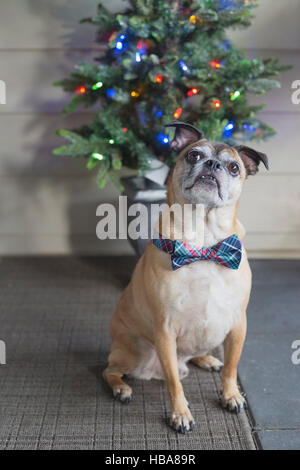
[{"x1": 191, "y1": 355, "x2": 223, "y2": 372}]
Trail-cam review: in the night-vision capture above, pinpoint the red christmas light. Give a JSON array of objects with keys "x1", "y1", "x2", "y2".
[
  {"x1": 173, "y1": 107, "x2": 183, "y2": 119},
  {"x1": 122, "y1": 127, "x2": 128, "y2": 132},
  {"x1": 209, "y1": 60, "x2": 221, "y2": 69},
  {"x1": 172, "y1": 1, "x2": 179, "y2": 12},
  {"x1": 213, "y1": 99, "x2": 221, "y2": 109},
  {"x1": 108, "y1": 31, "x2": 117, "y2": 43},
  {"x1": 137, "y1": 39, "x2": 150, "y2": 51},
  {"x1": 155, "y1": 74, "x2": 163, "y2": 83},
  {"x1": 187, "y1": 88, "x2": 198, "y2": 97},
  {"x1": 76, "y1": 86, "x2": 86, "y2": 94}
]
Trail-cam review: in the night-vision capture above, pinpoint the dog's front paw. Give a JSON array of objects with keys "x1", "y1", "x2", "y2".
[
  {"x1": 220, "y1": 389, "x2": 247, "y2": 414},
  {"x1": 170, "y1": 406, "x2": 195, "y2": 433},
  {"x1": 113, "y1": 384, "x2": 133, "y2": 405}
]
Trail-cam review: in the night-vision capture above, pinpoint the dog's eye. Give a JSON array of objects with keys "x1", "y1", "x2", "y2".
[
  {"x1": 186, "y1": 151, "x2": 202, "y2": 164},
  {"x1": 227, "y1": 162, "x2": 240, "y2": 175}
]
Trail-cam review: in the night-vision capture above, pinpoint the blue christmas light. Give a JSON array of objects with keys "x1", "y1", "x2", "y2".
[
  {"x1": 243, "y1": 123, "x2": 257, "y2": 132},
  {"x1": 152, "y1": 106, "x2": 163, "y2": 118},
  {"x1": 157, "y1": 133, "x2": 169, "y2": 145},
  {"x1": 219, "y1": 0, "x2": 238, "y2": 11},
  {"x1": 243, "y1": 123, "x2": 257, "y2": 139},
  {"x1": 221, "y1": 40, "x2": 231, "y2": 51},
  {"x1": 135, "y1": 52, "x2": 142, "y2": 63},
  {"x1": 106, "y1": 88, "x2": 116, "y2": 98},
  {"x1": 114, "y1": 33, "x2": 127, "y2": 53},
  {"x1": 179, "y1": 60, "x2": 189, "y2": 72},
  {"x1": 223, "y1": 121, "x2": 235, "y2": 138}
]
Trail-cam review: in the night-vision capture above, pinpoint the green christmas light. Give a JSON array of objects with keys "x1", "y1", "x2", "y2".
[
  {"x1": 92, "y1": 152, "x2": 105, "y2": 160},
  {"x1": 230, "y1": 90, "x2": 241, "y2": 101},
  {"x1": 109, "y1": 139, "x2": 115, "y2": 144},
  {"x1": 92, "y1": 81, "x2": 103, "y2": 90}
]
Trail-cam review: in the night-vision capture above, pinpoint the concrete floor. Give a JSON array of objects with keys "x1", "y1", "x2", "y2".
[
  {"x1": 240, "y1": 260, "x2": 300, "y2": 450},
  {"x1": 0, "y1": 257, "x2": 255, "y2": 450},
  {"x1": 0, "y1": 257, "x2": 298, "y2": 449}
]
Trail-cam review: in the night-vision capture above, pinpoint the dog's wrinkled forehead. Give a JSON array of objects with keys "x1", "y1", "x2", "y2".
[{"x1": 179, "y1": 141, "x2": 238, "y2": 162}]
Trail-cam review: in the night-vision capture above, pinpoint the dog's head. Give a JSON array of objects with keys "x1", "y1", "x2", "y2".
[{"x1": 166, "y1": 121, "x2": 269, "y2": 209}]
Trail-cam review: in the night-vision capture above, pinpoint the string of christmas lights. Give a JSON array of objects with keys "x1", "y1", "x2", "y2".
[{"x1": 54, "y1": 0, "x2": 286, "y2": 188}]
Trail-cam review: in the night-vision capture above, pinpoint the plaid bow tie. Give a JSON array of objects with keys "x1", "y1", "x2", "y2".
[{"x1": 152, "y1": 234, "x2": 242, "y2": 271}]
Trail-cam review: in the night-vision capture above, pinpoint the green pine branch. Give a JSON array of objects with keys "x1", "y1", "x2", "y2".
[{"x1": 53, "y1": 0, "x2": 290, "y2": 189}]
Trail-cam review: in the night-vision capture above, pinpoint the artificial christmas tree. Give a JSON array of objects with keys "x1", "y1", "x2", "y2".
[{"x1": 54, "y1": 0, "x2": 288, "y2": 189}]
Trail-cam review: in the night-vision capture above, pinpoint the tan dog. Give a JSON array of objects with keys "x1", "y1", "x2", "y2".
[{"x1": 103, "y1": 121, "x2": 268, "y2": 433}]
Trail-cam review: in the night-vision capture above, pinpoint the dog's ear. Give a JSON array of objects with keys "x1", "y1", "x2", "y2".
[
  {"x1": 235, "y1": 145, "x2": 269, "y2": 175},
  {"x1": 165, "y1": 121, "x2": 204, "y2": 152}
]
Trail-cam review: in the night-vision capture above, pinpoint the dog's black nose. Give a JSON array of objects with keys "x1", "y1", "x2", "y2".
[{"x1": 205, "y1": 159, "x2": 222, "y2": 171}]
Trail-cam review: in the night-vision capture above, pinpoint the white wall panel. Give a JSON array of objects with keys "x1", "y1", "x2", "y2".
[
  {"x1": 0, "y1": 113, "x2": 94, "y2": 177},
  {"x1": 1, "y1": 1, "x2": 299, "y2": 51},
  {"x1": 0, "y1": 0, "x2": 122, "y2": 50},
  {"x1": 0, "y1": 0, "x2": 299, "y2": 256},
  {"x1": 228, "y1": 0, "x2": 300, "y2": 50},
  {"x1": 0, "y1": 172, "x2": 298, "y2": 256}
]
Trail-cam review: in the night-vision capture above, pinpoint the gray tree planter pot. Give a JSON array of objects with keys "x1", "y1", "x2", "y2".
[{"x1": 121, "y1": 176, "x2": 167, "y2": 256}]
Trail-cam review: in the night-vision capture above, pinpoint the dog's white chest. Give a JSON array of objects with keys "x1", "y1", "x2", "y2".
[{"x1": 165, "y1": 260, "x2": 246, "y2": 356}]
